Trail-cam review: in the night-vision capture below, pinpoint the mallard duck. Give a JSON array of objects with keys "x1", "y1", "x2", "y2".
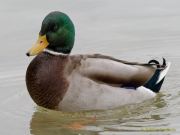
[{"x1": 26, "y1": 11, "x2": 170, "y2": 111}]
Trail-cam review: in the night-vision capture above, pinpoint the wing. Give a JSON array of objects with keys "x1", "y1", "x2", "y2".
[{"x1": 70, "y1": 54, "x2": 157, "y2": 87}]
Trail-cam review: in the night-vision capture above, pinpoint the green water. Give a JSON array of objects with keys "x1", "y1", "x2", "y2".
[{"x1": 0, "y1": 0, "x2": 180, "y2": 134}]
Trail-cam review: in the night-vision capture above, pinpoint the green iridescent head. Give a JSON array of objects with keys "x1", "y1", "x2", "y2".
[{"x1": 27, "y1": 11, "x2": 75, "y2": 56}]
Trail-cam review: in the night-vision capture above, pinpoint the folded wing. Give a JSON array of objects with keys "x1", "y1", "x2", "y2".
[{"x1": 78, "y1": 54, "x2": 157, "y2": 88}]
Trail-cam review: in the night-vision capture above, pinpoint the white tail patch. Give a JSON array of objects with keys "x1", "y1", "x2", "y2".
[{"x1": 156, "y1": 62, "x2": 171, "y2": 84}]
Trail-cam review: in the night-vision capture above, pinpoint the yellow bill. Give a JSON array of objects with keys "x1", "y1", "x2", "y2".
[{"x1": 26, "y1": 35, "x2": 49, "y2": 56}]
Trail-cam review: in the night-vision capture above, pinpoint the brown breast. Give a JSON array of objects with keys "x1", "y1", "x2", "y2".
[{"x1": 26, "y1": 52, "x2": 70, "y2": 109}]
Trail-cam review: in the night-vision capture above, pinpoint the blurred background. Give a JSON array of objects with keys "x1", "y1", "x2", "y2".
[{"x1": 0, "y1": 0, "x2": 180, "y2": 135}]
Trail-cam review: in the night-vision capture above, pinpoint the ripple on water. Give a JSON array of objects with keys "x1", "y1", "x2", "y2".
[{"x1": 29, "y1": 94, "x2": 176, "y2": 135}]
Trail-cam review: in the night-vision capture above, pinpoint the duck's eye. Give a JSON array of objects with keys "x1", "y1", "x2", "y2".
[
  {"x1": 53, "y1": 25, "x2": 58, "y2": 32},
  {"x1": 50, "y1": 24, "x2": 58, "y2": 32}
]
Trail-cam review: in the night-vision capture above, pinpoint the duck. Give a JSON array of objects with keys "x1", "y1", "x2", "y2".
[{"x1": 26, "y1": 11, "x2": 171, "y2": 112}]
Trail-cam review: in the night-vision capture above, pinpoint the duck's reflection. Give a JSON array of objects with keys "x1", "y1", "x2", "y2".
[
  {"x1": 30, "y1": 95, "x2": 167, "y2": 135},
  {"x1": 30, "y1": 108, "x2": 69, "y2": 135},
  {"x1": 30, "y1": 107, "x2": 98, "y2": 135}
]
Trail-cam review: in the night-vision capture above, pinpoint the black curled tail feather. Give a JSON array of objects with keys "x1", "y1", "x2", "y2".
[
  {"x1": 162, "y1": 58, "x2": 166, "y2": 67},
  {"x1": 144, "y1": 58, "x2": 168, "y2": 93},
  {"x1": 148, "y1": 58, "x2": 166, "y2": 68}
]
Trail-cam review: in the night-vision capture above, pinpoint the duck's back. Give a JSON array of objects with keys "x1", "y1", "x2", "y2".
[{"x1": 59, "y1": 55, "x2": 156, "y2": 111}]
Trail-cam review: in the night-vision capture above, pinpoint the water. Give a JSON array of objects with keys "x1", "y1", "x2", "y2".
[{"x1": 0, "y1": 0, "x2": 180, "y2": 134}]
